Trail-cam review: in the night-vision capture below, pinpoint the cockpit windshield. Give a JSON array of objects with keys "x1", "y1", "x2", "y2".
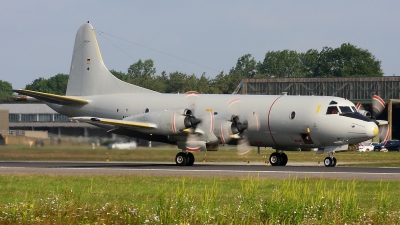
[
  {"x1": 326, "y1": 105, "x2": 357, "y2": 115},
  {"x1": 325, "y1": 103, "x2": 373, "y2": 122},
  {"x1": 326, "y1": 106, "x2": 339, "y2": 114},
  {"x1": 339, "y1": 106, "x2": 353, "y2": 114}
]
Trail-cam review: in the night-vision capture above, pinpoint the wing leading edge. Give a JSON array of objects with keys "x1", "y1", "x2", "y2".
[
  {"x1": 72, "y1": 117, "x2": 158, "y2": 130},
  {"x1": 13, "y1": 89, "x2": 89, "y2": 105}
]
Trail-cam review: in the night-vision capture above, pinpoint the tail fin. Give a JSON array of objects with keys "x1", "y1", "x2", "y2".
[{"x1": 66, "y1": 22, "x2": 158, "y2": 96}]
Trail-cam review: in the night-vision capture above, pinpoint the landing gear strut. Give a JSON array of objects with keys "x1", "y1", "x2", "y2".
[
  {"x1": 269, "y1": 151, "x2": 288, "y2": 166},
  {"x1": 324, "y1": 152, "x2": 337, "y2": 167},
  {"x1": 175, "y1": 152, "x2": 195, "y2": 166}
]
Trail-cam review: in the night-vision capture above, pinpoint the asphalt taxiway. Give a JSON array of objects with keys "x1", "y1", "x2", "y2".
[{"x1": 0, "y1": 161, "x2": 399, "y2": 180}]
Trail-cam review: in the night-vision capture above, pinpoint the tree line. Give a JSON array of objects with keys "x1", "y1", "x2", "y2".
[{"x1": 0, "y1": 43, "x2": 383, "y2": 101}]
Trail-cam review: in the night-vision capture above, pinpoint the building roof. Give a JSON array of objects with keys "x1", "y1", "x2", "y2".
[{"x1": 0, "y1": 103, "x2": 56, "y2": 114}]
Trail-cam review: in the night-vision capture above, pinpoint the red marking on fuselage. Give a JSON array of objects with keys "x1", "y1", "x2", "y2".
[
  {"x1": 228, "y1": 98, "x2": 240, "y2": 106},
  {"x1": 185, "y1": 91, "x2": 199, "y2": 96},
  {"x1": 219, "y1": 126, "x2": 226, "y2": 144},
  {"x1": 171, "y1": 113, "x2": 176, "y2": 134},
  {"x1": 186, "y1": 146, "x2": 201, "y2": 152},
  {"x1": 267, "y1": 96, "x2": 283, "y2": 147}
]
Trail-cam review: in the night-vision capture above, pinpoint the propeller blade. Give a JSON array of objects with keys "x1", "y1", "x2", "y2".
[
  {"x1": 237, "y1": 138, "x2": 251, "y2": 156},
  {"x1": 246, "y1": 111, "x2": 260, "y2": 131},
  {"x1": 185, "y1": 133, "x2": 202, "y2": 152},
  {"x1": 185, "y1": 91, "x2": 199, "y2": 115},
  {"x1": 372, "y1": 95, "x2": 386, "y2": 118},
  {"x1": 228, "y1": 98, "x2": 241, "y2": 116},
  {"x1": 379, "y1": 124, "x2": 390, "y2": 145},
  {"x1": 355, "y1": 102, "x2": 364, "y2": 111}
]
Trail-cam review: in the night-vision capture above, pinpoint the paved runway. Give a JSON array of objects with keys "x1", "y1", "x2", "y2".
[{"x1": 0, "y1": 161, "x2": 399, "y2": 180}]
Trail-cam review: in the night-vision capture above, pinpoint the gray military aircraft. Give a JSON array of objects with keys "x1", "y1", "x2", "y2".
[{"x1": 14, "y1": 22, "x2": 381, "y2": 167}]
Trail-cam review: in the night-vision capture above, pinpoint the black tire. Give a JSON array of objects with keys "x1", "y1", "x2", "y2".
[
  {"x1": 175, "y1": 152, "x2": 187, "y2": 166},
  {"x1": 269, "y1": 153, "x2": 281, "y2": 166},
  {"x1": 324, "y1": 157, "x2": 332, "y2": 167},
  {"x1": 186, "y1": 152, "x2": 195, "y2": 166},
  {"x1": 331, "y1": 157, "x2": 337, "y2": 167},
  {"x1": 280, "y1": 153, "x2": 288, "y2": 166}
]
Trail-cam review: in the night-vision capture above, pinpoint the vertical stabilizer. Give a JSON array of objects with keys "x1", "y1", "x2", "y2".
[{"x1": 66, "y1": 22, "x2": 158, "y2": 96}]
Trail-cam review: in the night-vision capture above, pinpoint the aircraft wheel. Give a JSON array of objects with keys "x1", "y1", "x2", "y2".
[
  {"x1": 331, "y1": 157, "x2": 337, "y2": 167},
  {"x1": 175, "y1": 152, "x2": 188, "y2": 166},
  {"x1": 324, "y1": 157, "x2": 332, "y2": 167},
  {"x1": 280, "y1": 153, "x2": 288, "y2": 166},
  {"x1": 186, "y1": 152, "x2": 195, "y2": 166},
  {"x1": 269, "y1": 153, "x2": 281, "y2": 166}
]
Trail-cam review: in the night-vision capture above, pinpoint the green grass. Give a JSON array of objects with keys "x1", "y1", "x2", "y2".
[
  {"x1": 0, "y1": 175, "x2": 399, "y2": 224},
  {"x1": 1, "y1": 144, "x2": 400, "y2": 224}
]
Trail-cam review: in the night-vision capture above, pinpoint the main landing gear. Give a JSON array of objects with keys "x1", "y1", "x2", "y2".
[
  {"x1": 324, "y1": 152, "x2": 337, "y2": 167},
  {"x1": 269, "y1": 151, "x2": 288, "y2": 166},
  {"x1": 175, "y1": 152, "x2": 195, "y2": 166}
]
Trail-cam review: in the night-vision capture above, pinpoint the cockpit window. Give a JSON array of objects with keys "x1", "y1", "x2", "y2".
[
  {"x1": 326, "y1": 106, "x2": 339, "y2": 114},
  {"x1": 339, "y1": 106, "x2": 353, "y2": 114},
  {"x1": 351, "y1": 106, "x2": 357, "y2": 112}
]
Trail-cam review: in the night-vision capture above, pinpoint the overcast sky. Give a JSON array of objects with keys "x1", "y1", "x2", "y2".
[{"x1": 1, "y1": 1, "x2": 399, "y2": 89}]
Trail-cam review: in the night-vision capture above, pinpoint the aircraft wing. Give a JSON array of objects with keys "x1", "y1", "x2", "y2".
[
  {"x1": 13, "y1": 89, "x2": 89, "y2": 105},
  {"x1": 72, "y1": 117, "x2": 158, "y2": 130}
]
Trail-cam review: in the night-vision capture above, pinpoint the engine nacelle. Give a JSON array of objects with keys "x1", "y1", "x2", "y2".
[
  {"x1": 123, "y1": 108, "x2": 200, "y2": 135},
  {"x1": 358, "y1": 109, "x2": 371, "y2": 118},
  {"x1": 213, "y1": 114, "x2": 247, "y2": 144}
]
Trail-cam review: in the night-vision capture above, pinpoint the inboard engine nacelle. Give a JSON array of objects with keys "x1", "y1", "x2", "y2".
[{"x1": 124, "y1": 108, "x2": 201, "y2": 135}]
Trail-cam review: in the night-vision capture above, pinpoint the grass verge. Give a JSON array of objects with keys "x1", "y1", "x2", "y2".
[{"x1": 0, "y1": 175, "x2": 399, "y2": 224}]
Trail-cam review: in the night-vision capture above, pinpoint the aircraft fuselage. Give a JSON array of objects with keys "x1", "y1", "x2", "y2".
[{"x1": 48, "y1": 93, "x2": 377, "y2": 149}]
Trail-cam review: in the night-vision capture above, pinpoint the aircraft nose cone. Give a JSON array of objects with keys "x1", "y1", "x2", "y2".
[
  {"x1": 368, "y1": 122, "x2": 379, "y2": 138},
  {"x1": 373, "y1": 125, "x2": 379, "y2": 136}
]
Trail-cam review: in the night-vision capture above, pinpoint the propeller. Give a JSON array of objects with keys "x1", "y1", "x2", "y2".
[
  {"x1": 218, "y1": 98, "x2": 252, "y2": 156},
  {"x1": 183, "y1": 91, "x2": 203, "y2": 151},
  {"x1": 356, "y1": 95, "x2": 389, "y2": 144},
  {"x1": 184, "y1": 91, "x2": 202, "y2": 132}
]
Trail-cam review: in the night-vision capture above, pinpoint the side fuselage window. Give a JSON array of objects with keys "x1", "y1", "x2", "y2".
[{"x1": 326, "y1": 106, "x2": 339, "y2": 115}]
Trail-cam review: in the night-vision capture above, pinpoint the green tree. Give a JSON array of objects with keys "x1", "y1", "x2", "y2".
[
  {"x1": 257, "y1": 50, "x2": 302, "y2": 77},
  {"x1": 110, "y1": 70, "x2": 129, "y2": 82},
  {"x1": 336, "y1": 43, "x2": 382, "y2": 77},
  {"x1": 0, "y1": 80, "x2": 13, "y2": 102},
  {"x1": 229, "y1": 54, "x2": 257, "y2": 78},
  {"x1": 300, "y1": 49, "x2": 319, "y2": 77},
  {"x1": 25, "y1": 74, "x2": 69, "y2": 95},
  {"x1": 197, "y1": 73, "x2": 211, "y2": 93},
  {"x1": 167, "y1": 71, "x2": 187, "y2": 93},
  {"x1": 151, "y1": 71, "x2": 169, "y2": 93},
  {"x1": 127, "y1": 59, "x2": 157, "y2": 89},
  {"x1": 210, "y1": 72, "x2": 230, "y2": 94},
  {"x1": 316, "y1": 44, "x2": 382, "y2": 77}
]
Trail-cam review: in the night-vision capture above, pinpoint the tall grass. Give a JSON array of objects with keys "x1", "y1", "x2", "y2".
[{"x1": 0, "y1": 175, "x2": 399, "y2": 224}]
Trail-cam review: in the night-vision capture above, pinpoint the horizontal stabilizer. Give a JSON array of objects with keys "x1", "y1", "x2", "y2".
[
  {"x1": 72, "y1": 117, "x2": 158, "y2": 130},
  {"x1": 13, "y1": 89, "x2": 88, "y2": 105}
]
